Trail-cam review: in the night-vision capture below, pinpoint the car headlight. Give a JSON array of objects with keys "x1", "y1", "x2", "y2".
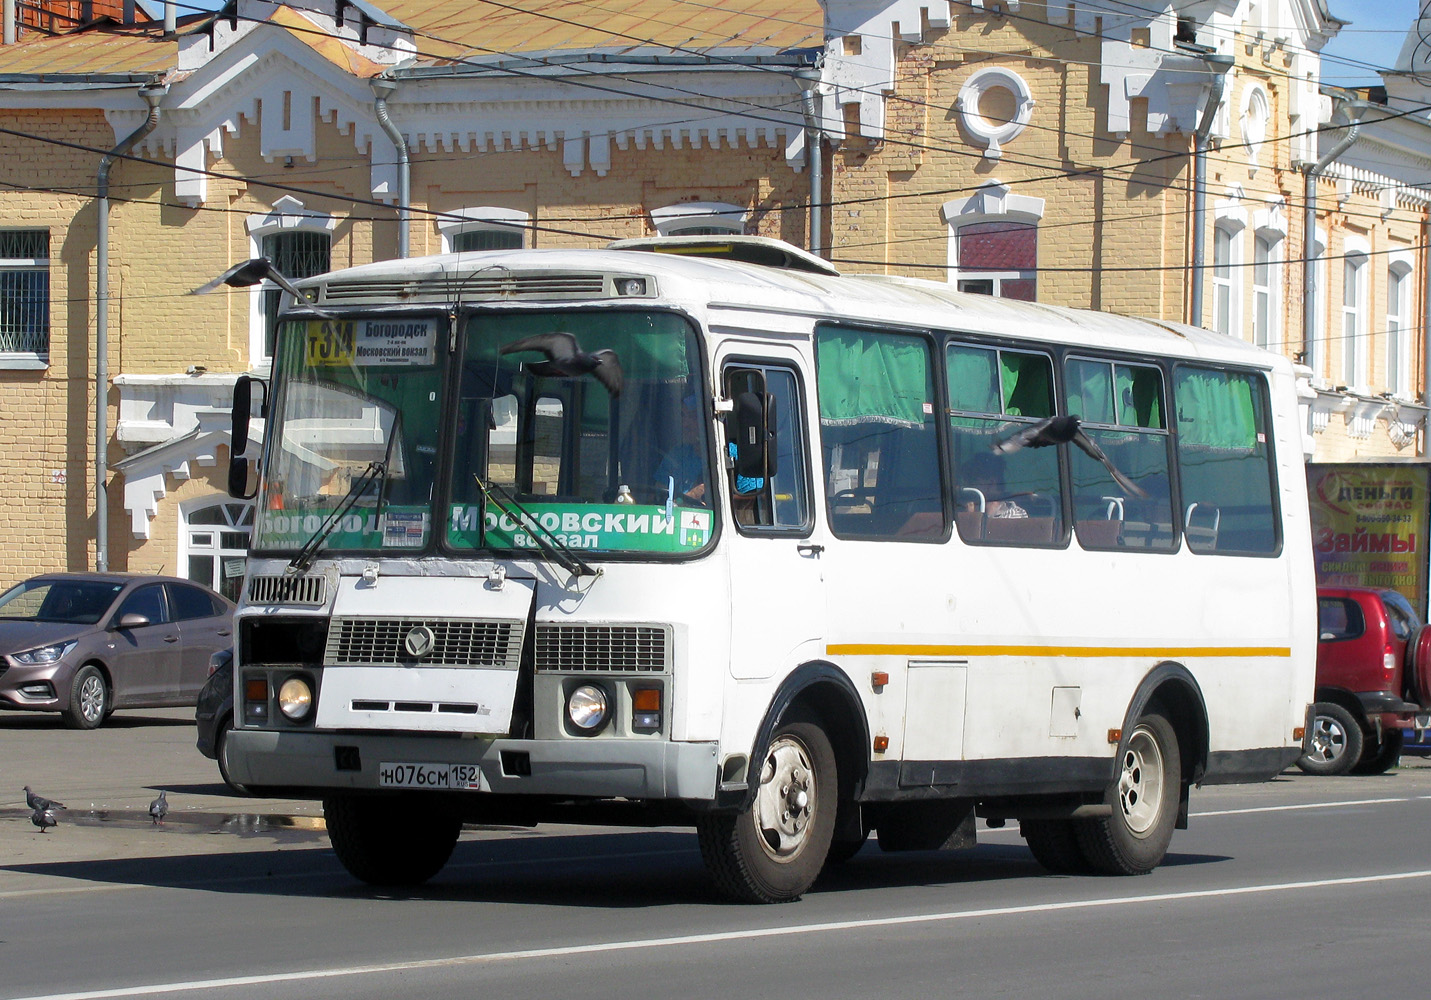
[
  {"x1": 277, "y1": 676, "x2": 314, "y2": 720},
  {"x1": 567, "y1": 684, "x2": 610, "y2": 732},
  {"x1": 11, "y1": 641, "x2": 75, "y2": 665}
]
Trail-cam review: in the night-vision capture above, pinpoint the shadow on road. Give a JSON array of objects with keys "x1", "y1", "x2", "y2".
[
  {"x1": 0, "y1": 826, "x2": 1231, "y2": 907},
  {"x1": 0, "y1": 713, "x2": 194, "y2": 730}
]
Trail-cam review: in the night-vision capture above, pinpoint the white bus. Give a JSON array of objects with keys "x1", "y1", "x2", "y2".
[{"x1": 223, "y1": 236, "x2": 1315, "y2": 902}]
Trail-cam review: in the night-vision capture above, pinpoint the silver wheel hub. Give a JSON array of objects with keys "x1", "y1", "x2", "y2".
[
  {"x1": 79, "y1": 674, "x2": 105, "y2": 722},
  {"x1": 1118, "y1": 725, "x2": 1165, "y2": 836},
  {"x1": 1308, "y1": 715, "x2": 1347, "y2": 763},
  {"x1": 753, "y1": 735, "x2": 817, "y2": 862}
]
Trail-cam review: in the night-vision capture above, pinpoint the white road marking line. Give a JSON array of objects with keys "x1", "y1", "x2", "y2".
[
  {"x1": 1195, "y1": 795, "x2": 1431, "y2": 817},
  {"x1": 9, "y1": 869, "x2": 1431, "y2": 1000}
]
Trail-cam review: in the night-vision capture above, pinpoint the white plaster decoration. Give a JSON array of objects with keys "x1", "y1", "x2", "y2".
[
  {"x1": 246, "y1": 195, "x2": 337, "y2": 237},
  {"x1": 1345, "y1": 398, "x2": 1386, "y2": 440},
  {"x1": 650, "y1": 202, "x2": 748, "y2": 235},
  {"x1": 955, "y1": 67, "x2": 1036, "y2": 160},
  {"x1": 1308, "y1": 390, "x2": 1340, "y2": 435},
  {"x1": 1385, "y1": 404, "x2": 1426, "y2": 450},
  {"x1": 940, "y1": 180, "x2": 1046, "y2": 225},
  {"x1": 1213, "y1": 185, "x2": 1249, "y2": 231},
  {"x1": 1252, "y1": 195, "x2": 1287, "y2": 239},
  {"x1": 437, "y1": 208, "x2": 531, "y2": 251},
  {"x1": 563, "y1": 135, "x2": 585, "y2": 177}
]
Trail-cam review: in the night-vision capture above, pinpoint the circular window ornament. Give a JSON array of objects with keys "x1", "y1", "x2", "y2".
[
  {"x1": 1242, "y1": 86, "x2": 1269, "y2": 166},
  {"x1": 956, "y1": 67, "x2": 1036, "y2": 160}
]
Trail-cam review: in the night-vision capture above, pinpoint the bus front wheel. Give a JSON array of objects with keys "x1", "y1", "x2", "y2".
[
  {"x1": 1076, "y1": 711, "x2": 1180, "y2": 875},
  {"x1": 697, "y1": 721, "x2": 837, "y2": 903},
  {"x1": 323, "y1": 793, "x2": 461, "y2": 887}
]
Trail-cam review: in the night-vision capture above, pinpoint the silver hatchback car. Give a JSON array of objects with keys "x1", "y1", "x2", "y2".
[{"x1": 0, "y1": 573, "x2": 235, "y2": 729}]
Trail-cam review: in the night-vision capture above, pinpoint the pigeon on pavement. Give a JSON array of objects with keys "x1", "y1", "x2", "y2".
[
  {"x1": 30, "y1": 806, "x2": 57, "y2": 833},
  {"x1": 499, "y1": 332, "x2": 624, "y2": 397},
  {"x1": 24, "y1": 785, "x2": 64, "y2": 812},
  {"x1": 149, "y1": 790, "x2": 168, "y2": 825}
]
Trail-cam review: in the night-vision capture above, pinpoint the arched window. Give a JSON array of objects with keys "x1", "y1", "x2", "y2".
[
  {"x1": 247, "y1": 196, "x2": 335, "y2": 364},
  {"x1": 181, "y1": 499, "x2": 254, "y2": 603},
  {"x1": 650, "y1": 202, "x2": 746, "y2": 236},
  {"x1": 438, "y1": 208, "x2": 529, "y2": 253}
]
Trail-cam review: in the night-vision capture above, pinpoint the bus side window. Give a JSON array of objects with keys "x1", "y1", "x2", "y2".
[
  {"x1": 723, "y1": 364, "x2": 811, "y2": 532},
  {"x1": 816, "y1": 327, "x2": 943, "y2": 540},
  {"x1": 1173, "y1": 366, "x2": 1278, "y2": 554},
  {"x1": 947, "y1": 342, "x2": 1062, "y2": 546},
  {"x1": 1065, "y1": 358, "x2": 1175, "y2": 551}
]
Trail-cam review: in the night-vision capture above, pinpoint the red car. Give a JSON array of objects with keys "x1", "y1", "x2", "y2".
[{"x1": 1299, "y1": 586, "x2": 1431, "y2": 775}]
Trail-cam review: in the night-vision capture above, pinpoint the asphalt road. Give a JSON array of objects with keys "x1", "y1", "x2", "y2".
[{"x1": 4, "y1": 709, "x2": 1430, "y2": 1000}]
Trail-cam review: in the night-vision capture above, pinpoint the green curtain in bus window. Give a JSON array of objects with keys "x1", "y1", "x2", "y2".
[
  {"x1": 1066, "y1": 360, "x2": 1114, "y2": 424},
  {"x1": 817, "y1": 328, "x2": 928, "y2": 427},
  {"x1": 1002, "y1": 352, "x2": 1053, "y2": 418},
  {"x1": 1175, "y1": 368, "x2": 1258, "y2": 450},
  {"x1": 1117, "y1": 365, "x2": 1164, "y2": 429},
  {"x1": 946, "y1": 344, "x2": 1000, "y2": 413}
]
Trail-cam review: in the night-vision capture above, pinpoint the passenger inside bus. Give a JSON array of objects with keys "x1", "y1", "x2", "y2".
[{"x1": 959, "y1": 453, "x2": 1028, "y2": 519}]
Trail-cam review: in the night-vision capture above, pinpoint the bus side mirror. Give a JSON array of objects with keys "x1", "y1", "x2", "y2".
[
  {"x1": 732, "y1": 390, "x2": 777, "y2": 479},
  {"x1": 229, "y1": 375, "x2": 267, "y2": 500}
]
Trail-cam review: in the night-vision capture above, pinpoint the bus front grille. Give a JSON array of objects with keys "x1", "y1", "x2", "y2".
[
  {"x1": 247, "y1": 574, "x2": 327, "y2": 606},
  {"x1": 325, "y1": 618, "x2": 524, "y2": 668},
  {"x1": 534, "y1": 624, "x2": 670, "y2": 673}
]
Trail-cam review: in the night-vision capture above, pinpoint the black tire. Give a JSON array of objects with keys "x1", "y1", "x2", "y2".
[
  {"x1": 1022, "y1": 819, "x2": 1089, "y2": 874},
  {"x1": 214, "y1": 717, "x2": 251, "y2": 795},
  {"x1": 61, "y1": 665, "x2": 109, "y2": 730},
  {"x1": 1296, "y1": 702, "x2": 1364, "y2": 776},
  {"x1": 697, "y1": 721, "x2": 837, "y2": 902},
  {"x1": 323, "y1": 794, "x2": 462, "y2": 887},
  {"x1": 1351, "y1": 728, "x2": 1404, "y2": 775},
  {"x1": 1076, "y1": 711, "x2": 1180, "y2": 875}
]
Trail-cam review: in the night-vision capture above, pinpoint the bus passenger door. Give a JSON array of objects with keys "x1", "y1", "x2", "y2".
[{"x1": 721, "y1": 357, "x2": 826, "y2": 680}]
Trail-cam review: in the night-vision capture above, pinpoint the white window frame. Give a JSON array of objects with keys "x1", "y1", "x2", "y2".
[
  {"x1": 1341, "y1": 238, "x2": 1370, "y2": 391},
  {"x1": 1212, "y1": 222, "x2": 1244, "y2": 338},
  {"x1": 179, "y1": 496, "x2": 254, "y2": 603},
  {"x1": 1251, "y1": 232, "x2": 1282, "y2": 350},
  {"x1": 437, "y1": 207, "x2": 530, "y2": 253},
  {"x1": 1307, "y1": 227, "x2": 1327, "y2": 377},
  {"x1": 245, "y1": 196, "x2": 336, "y2": 367},
  {"x1": 941, "y1": 180, "x2": 1045, "y2": 300},
  {"x1": 0, "y1": 228, "x2": 50, "y2": 369},
  {"x1": 1386, "y1": 254, "x2": 1415, "y2": 399},
  {"x1": 650, "y1": 202, "x2": 747, "y2": 236}
]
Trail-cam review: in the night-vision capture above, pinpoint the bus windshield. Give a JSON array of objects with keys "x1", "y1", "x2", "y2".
[
  {"x1": 252, "y1": 315, "x2": 445, "y2": 554},
  {"x1": 447, "y1": 309, "x2": 714, "y2": 556}
]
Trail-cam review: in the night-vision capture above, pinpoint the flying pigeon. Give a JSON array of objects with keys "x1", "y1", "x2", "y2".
[
  {"x1": 992, "y1": 415, "x2": 1149, "y2": 499},
  {"x1": 499, "y1": 332, "x2": 623, "y2": 397},
  {"x1": 149, "y1": 790, "x2": 168, "y2": 825},
  {"x1": 24, "y1": 785, "x2": 64, "y2": 812},
  {"x1": 31, "y1": 806, "x2": 57, "y2": 834}
]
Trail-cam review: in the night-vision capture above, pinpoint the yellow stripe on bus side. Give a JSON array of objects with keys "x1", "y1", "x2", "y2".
[{"x1": 824, "y1": 644, "x2": 1292, "y2": 658}]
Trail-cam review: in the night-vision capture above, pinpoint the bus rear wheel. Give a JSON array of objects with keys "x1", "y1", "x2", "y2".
[
  {"x1": 1021, "y1": 819, "x2": 1089, "y2": 874},
  {"x1": 1076, "y1": 711, "x2": 1180, "y2": 875},
  {"x1": 697, "y1": 721, "x2": 837, "y2": 903},
  {"x1": 323, "y1": 794, "x2": 462, "y2": 887}
]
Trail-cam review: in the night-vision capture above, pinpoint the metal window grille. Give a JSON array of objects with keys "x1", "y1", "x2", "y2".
[
  {"x1": 0, "y1": 230, "x2": 49, "y2": 354},
  {"x1": 451, "y1": 228, "x2": 523, "y2": 252},
  {"x1": 261, "y1": 230, "x2": 330, "y2": 356}
]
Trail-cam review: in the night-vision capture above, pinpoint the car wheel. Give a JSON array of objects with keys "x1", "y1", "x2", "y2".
[
  {"x1": 1076, "y1": 711, "x2": 1181, "y2": 875},
  {"x1": 1296, "y1": 702, "x2": 1363, "y2": 776},
  {"x1": 697, "y1": 720, "x2": 837, "y2": 902},
  {"x1": 214, "y1": 717, "x2": 251, "y2": 795},
  {"x1": 1351, "y1": 728, "x2": 1404, "y2": 776},
  {"x1": 61, "y1": 665, "x2": 109, "y2": 730},
  {"x1": 324, "y1": 794, "x2": 462, "y2": 887}
]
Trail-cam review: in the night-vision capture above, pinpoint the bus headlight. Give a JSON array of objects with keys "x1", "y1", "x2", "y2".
[
  {"x1": 567, "y1": 684, "x2": 609, "y2": 732},
  {"x1": 277, "y1": 676, "x2": 314, "y2": 720}
]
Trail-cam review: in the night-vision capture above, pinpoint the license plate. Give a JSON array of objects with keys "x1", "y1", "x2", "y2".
[{"x1": 378, "y1": 761, "x2": 486, "y2": 791}]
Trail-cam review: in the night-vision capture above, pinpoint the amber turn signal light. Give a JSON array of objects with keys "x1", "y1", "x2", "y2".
[{"x1": 1107, "y1": 728, "x2": 1123, "y2": 744}]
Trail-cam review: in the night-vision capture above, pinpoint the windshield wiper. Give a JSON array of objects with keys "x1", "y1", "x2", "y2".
[
  {"x1": 471, "y1": 474, "x2": 598, "y2": 583},
  {"x1": 288, "y1": 461, "x2": 387, "y2": 574}
]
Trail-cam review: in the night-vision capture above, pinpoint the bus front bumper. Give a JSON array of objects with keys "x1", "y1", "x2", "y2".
[{"x1": 225, "y1": 729, "x2": 719, "y2": 802}]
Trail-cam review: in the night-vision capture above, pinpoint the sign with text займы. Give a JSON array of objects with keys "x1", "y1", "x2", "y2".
[{"x1": 1306, "y1": 463, "x2": 1431, "y2": 615}]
